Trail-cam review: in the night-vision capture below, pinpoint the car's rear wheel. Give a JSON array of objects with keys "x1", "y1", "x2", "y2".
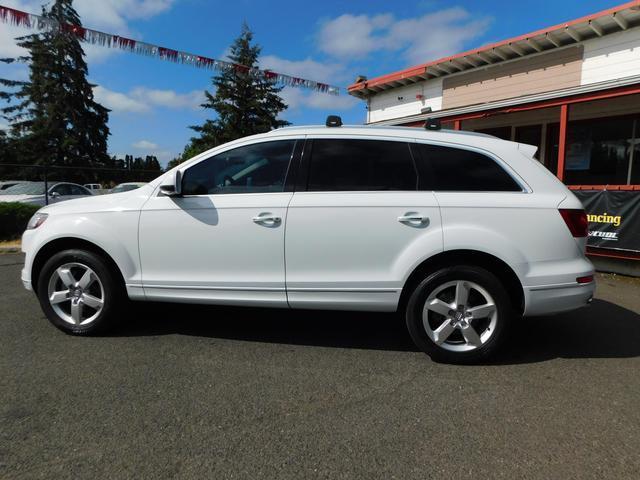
[
  {"x1": 405, "y1": 265, "x2": 512, "y2": 364},
  {"x1": 37, "y1": 249, "x2": 122, "y2": 335}
]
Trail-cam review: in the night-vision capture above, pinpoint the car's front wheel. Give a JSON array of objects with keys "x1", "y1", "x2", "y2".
[
  {"x1": 406, "y1": 265, "x2": 513, "y2": 364},
  {"x1": 37, "y1": 249, "x2": 123, "y2": 335}
]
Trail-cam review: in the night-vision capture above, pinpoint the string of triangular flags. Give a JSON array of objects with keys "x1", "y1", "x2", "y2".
[{"x1": 0, "y1": 4, "x2": 341, "y2": 95}]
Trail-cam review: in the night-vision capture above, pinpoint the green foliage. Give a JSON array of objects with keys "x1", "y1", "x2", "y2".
[
  {"x1": 0, "y1": 0, "x2": 110, "y2": 181},
  {"x1": 181, "y1": 23, "x2": 290, "y2": 160},
  {"x1": 0, "y1": 202, "x2": 40, "y2": 240}
]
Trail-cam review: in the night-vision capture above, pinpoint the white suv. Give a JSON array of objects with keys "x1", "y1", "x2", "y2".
[{"x1": 21, "y1": 120, "x2": 595, "y2": 363}]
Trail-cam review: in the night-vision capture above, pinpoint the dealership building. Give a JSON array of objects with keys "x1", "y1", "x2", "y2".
[{"x1": 348, "y1": 1, "x2": 640, "y2": 273}]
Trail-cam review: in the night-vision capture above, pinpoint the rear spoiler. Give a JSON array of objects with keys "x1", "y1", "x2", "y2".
[{"x1": 517, "y1": 143, "x2": 538, "y2": 158}]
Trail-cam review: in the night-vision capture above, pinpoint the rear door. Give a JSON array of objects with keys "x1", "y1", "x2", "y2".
[{"x1": 285, "y1": 136, "x2": 443, "y2": 311}]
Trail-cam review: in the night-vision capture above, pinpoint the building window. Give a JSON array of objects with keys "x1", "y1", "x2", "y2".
[
  {"x1": 563, "y1": 116, "x2": 636, "y2": 186},
  {"x1": 475, "y1": 126, "x2": 512, "y2": 141}
]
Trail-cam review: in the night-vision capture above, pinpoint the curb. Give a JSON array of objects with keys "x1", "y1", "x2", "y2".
[{"x1": 0, "y1": 247, "x2": 21, "y2": 254}]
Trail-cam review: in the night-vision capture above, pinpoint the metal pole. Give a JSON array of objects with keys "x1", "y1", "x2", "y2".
[
  {"x1": 557, "y1": 104, "x2": 569, "y2": 182},
  {"x1": 627, "y1": 118, "x2": 637, "y2": 185},
  {"x1": 44, "y1": 162, "x2": 49, "y2": 206}
]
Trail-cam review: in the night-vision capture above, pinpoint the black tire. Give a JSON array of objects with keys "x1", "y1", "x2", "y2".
[
  {"x1": 405, "y1": 265, "x2": 513, "y2": 364},
  {"x1": 36, "y1": 249, "x2": 123, "y2": 335}
]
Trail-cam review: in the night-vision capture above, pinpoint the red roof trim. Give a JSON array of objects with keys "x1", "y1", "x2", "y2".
[
  {"x1": 348, "y1": 0, "x2": 640, "y2": 93},
  {"x1": 587, "y1": 247, "x2": 640, "y2": 261}
]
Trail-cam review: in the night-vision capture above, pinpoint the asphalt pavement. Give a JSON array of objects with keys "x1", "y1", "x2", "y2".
[{"x1": 1, "y1": 253, "x2": 639, "y2": 479}]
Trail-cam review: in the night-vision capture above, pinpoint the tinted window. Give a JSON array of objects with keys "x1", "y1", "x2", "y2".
[
  {"x1": 415, "y1": 143, "x2": 521, "y2": 192},
  {"x1": 307, "y1": 139, "x2": 416, "y2": 191},
  {"x1": 69, "y1": 185, "x2": 89, "y2": 195},
  {"x1": 181, "y1": 140, "x2": 296, "y2": 195}
]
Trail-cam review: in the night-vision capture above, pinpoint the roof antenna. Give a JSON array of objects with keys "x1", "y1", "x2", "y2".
[
  {"x1": 424, "y1": 117, "x2": 441, "y2": 131},
  {"x1": 326, "y1": 115, "x2": 342, "y2": 127}
]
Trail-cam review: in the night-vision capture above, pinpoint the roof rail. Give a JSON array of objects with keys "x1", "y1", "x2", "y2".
[{"x1": 326, "y1": 115, "x2": 342, "y2": 127}]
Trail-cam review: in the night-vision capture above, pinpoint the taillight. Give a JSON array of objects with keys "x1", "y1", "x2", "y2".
[{"x1": 559, "y1": 208, "x2": 588, "y2": 237}]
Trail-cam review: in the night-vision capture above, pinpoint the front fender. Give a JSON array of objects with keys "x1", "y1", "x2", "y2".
[{"x1": 25, "y1": 210, "x2": 142, "y2": 286}]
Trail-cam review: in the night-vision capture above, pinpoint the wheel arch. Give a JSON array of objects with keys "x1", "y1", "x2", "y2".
[
  {"x1": 398, "y1": 249, "x2": 524, "y2": 314},
  {"x1": 31, "y1": 237, "x2": 127, "y2": 295}
]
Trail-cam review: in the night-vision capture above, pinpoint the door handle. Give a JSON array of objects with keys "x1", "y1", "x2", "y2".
[
  {"x1": 398, "y1": 212, "x2": 429, "y2": 226},
  {"x1": 253, "y1": 213, "x2": 282, "y2": 226}
]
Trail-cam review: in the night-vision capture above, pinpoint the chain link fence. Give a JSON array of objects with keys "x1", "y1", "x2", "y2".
[{"x1": 0, "y1": 162, "x2": 163, "y2": 204}]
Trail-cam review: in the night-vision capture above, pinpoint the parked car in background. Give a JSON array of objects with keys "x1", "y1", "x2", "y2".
[
  {"x1": 0, "y1": 180, "x2": 28, "y2": 191},
  {"x1": 83, "y1": 184, "x2": 106, "y2": 195},
  {"x1": 20, "y1": 119, "x2": 595, "y2": 363},
  {"x1": 0, "y1": 181, "x2": 93, "y2": 206},
  {"x1": 109, "y1": 182, "x2": 147, "y2": 194}
]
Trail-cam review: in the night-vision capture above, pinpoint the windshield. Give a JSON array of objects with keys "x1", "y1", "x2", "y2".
[
  {"x1": 111, "y1": 184, "x2": 142, "y2": 193},
  {"x1": 0, "y1": 182, "x2": 45, "y2": 195}
]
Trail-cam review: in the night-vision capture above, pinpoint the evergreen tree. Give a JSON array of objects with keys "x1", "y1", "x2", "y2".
[
  {"x1": 0, "y1": 0, "x2": 110, "y2": 180},
  {"x1": 182, "y1": 23, "x2": 290, "y2": 160}
]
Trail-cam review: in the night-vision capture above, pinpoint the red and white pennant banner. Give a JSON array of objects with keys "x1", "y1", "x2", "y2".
[{"x1": 0, "y1": 4, "x2": 341, "y2": 95}]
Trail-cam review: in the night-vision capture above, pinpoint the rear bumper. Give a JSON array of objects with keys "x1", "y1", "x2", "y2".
[{"x1": 523, "y1": 281, "x2": 595, "y2": 316}]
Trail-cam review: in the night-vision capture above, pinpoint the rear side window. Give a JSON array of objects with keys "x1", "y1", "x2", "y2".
[
  {"x1": 307, "y1": 139, "x2": 416, "y2": 191},
  {"x1": 414, "y1": 143, "x2": 521, "y2": 192},
  {"x1": 69, "y1": 185, "x2": 89, "y2": 195}
]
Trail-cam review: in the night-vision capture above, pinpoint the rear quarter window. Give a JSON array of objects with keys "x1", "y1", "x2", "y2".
[{"x1": 414, "y1": 143, "x2": 522, "y2": 192}]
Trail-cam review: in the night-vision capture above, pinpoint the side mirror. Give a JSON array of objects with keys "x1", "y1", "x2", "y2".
[
  {"x1": 159, "y1": 170, "x2": 182, "y2": 197},
  {"x1": 49, "y1": 191, "x2": 60, "y2": 199}
]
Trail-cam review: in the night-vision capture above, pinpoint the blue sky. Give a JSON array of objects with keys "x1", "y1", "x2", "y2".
[{"x1": 0, "y1": 0, "x2": 619, "y2": 166}]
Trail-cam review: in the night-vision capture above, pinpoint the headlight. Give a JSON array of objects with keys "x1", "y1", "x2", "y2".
[{"x1": 27, "y1": 212, "x2": 48, "y2": 230}]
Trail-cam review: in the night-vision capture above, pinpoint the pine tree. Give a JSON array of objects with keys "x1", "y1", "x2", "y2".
[
  {"x1": 0, "y1": 0, "x2": 110, "y2": 181},
  {"x1": 183, "y1": 23, "x2": 290, "y2": 160}
]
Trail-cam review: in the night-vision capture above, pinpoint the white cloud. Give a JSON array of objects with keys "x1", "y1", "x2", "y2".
[
  {"x1": 93, "y1": 86, "x2": 205, "y2": 114},
  {"x1": 279, "y1": 87, "x2": 358, "y2": 112},
  {"x1": 0, "y1": 0, "x2": 175, "y2": 61},
  {"x1": 317, "y1": 7, "x2": 492, "y2": 65},
  {"x1": 260, "y1": 55, "x2": 348, "y2": 84},
  {"x1": 130, "y1": 87, "x2": 204, "y2": 110},
  {"x1": 133, "y1": 139, "x2": 159, "y2": 149},
  {"x1": 259, "y1": 56, "x2": 355, "y2": 109},
  {"x1": 93, "y1": 85, "x2": 149, "y2": 113}
]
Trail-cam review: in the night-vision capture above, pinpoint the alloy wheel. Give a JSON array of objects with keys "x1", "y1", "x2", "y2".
[
  {"x1": 422, "y1": 280, "x2": 498, "y2": 352},
  {"x1": 47, "y1": 262, "x2": 105, "y2": 326}
]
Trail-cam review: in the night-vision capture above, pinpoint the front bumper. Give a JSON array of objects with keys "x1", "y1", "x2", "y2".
[
  {"x1": 21, "y1": 267, "x2": 32, "y2": 291},
  {"x1": 21, "y1": 228, "x2": 36, "y2": 292}
]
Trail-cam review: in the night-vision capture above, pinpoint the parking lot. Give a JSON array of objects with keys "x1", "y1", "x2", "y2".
[{"x1": 1, "y1": 252, "x2": 640, "y2": 479}]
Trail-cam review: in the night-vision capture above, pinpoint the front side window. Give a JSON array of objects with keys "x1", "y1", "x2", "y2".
[
  {"x1": 414, "y1": 143, "x2": 521, "y2": 192},
  {"x1": 181, "y1": 140, "x2": 296, "y2": 195},
  {"x1": 307, "y1": 139, "x2": 416, "y2": 191}
]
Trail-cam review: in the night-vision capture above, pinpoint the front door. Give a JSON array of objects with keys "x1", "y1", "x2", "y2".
[{"x1": 139, "y1": 138, "x2": 299, "y2": 307}]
